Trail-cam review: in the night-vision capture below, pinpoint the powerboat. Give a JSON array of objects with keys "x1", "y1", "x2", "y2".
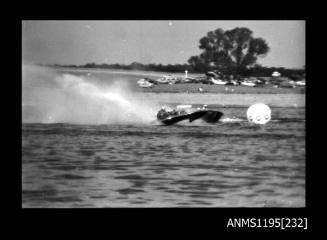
[{"x1": 157, "y1": 105, "x2": 223, "y2": 125}]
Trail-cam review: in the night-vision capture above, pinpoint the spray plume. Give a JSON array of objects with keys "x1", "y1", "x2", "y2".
[{"x1": 22, "y1": 64, "x2": 160, "y2": 124}]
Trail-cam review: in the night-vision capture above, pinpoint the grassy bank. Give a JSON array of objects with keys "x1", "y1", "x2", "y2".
[
  {"x1": 135, "y1": 93, "x2": 305, "y2": 107},
  {"x1": 137, "y1": 83, "x2": 305, "y2": 94}
]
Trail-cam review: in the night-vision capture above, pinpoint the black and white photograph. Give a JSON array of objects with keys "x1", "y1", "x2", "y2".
[{"x1": 22, "y1": 20, "x2": 305, "y2": 208}]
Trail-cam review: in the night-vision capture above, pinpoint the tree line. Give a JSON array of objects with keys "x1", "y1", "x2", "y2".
[
  {"x1": 50, "y1": 62, "x2": 305, "y2": 80},
  {"x1": 48, "y1": 27, "x2": 305, "y2": 80}
]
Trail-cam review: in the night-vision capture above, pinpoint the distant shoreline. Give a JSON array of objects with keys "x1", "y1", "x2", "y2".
[
  {"x1": 42, "y1": 65, "x2": 305, "y2": 97},
  {"x1": 49, "y1": 66, "x2": 304, "y2": 95},
  {"x1": 138, "y1": 83, "x2": 305, "y2": 95}
]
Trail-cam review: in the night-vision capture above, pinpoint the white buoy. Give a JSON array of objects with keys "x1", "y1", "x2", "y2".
[{"x1": 247, "y1": 103, "x2": 271, "y2": 125}]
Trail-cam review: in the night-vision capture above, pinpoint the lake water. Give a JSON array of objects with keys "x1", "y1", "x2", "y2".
[{"x1": 22, "y1": 66, "x2": 305, "y2": 207}]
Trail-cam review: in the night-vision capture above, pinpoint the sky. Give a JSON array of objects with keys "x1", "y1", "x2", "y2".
[{"x1": 22, "y1": 20, "x2": 305, "y2": 69}]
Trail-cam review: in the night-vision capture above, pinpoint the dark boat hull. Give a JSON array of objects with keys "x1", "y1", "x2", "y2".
[{"x1": 161, "y1": 110, "x2": 223, "y2": 125}]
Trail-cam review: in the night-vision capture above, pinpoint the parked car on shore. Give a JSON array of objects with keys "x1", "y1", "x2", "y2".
[
  {"x1": 241, "y1": 81, "x2": 256, "y2": 87},
  {"x1": 226, "y1": 80, "x2": 238, "y2": 86},
  {"x1": 279, "y1": 81, "x2": 296, "y2": 88},
  {"x1": 156, "y1": 75, "x2": 177, "y2": 84},
  {"x1": 295, "y1": 80, "x2": 306, "y2": 86},
  {"x1": 137, "y1": 78, "x2": 154, "y2": 88}
]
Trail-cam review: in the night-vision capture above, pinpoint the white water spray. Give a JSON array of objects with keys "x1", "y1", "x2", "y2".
[{"x1": 22, "y1": 65, "x2": 160, "y2": 124}]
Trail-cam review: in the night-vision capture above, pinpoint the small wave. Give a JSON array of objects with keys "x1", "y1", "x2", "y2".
[
  {"x1": 221, "y1": 117, "x2": 245, "y2": 123},
  {"x1": 272, "y1": 118, "x2": 305, "y2": 123}
]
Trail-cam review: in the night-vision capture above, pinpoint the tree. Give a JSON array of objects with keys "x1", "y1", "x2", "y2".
[
  {"x1": 188, "y1": 56, "x2": 210, "y2": 72},
  {"x1": 188, "y1": 27, "x2": 270, "y2": 75}
]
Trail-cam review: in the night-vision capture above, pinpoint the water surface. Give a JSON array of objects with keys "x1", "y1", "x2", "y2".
[{"x1": 22, "y1": 106, "x2": 305, "y2": 207}]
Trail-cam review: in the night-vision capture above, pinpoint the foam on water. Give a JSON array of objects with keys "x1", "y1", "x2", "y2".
[
  {"x1": 22, "y1": 64, "x2": 160, "y2": 124},
  {"x1": 220, "y1": 117, "x2": 244, "y2": 123}
]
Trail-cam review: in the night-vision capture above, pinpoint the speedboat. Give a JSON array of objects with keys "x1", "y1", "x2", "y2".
[{"x1": 157, "y1": 105, "x2": 223, "y2": 125}]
